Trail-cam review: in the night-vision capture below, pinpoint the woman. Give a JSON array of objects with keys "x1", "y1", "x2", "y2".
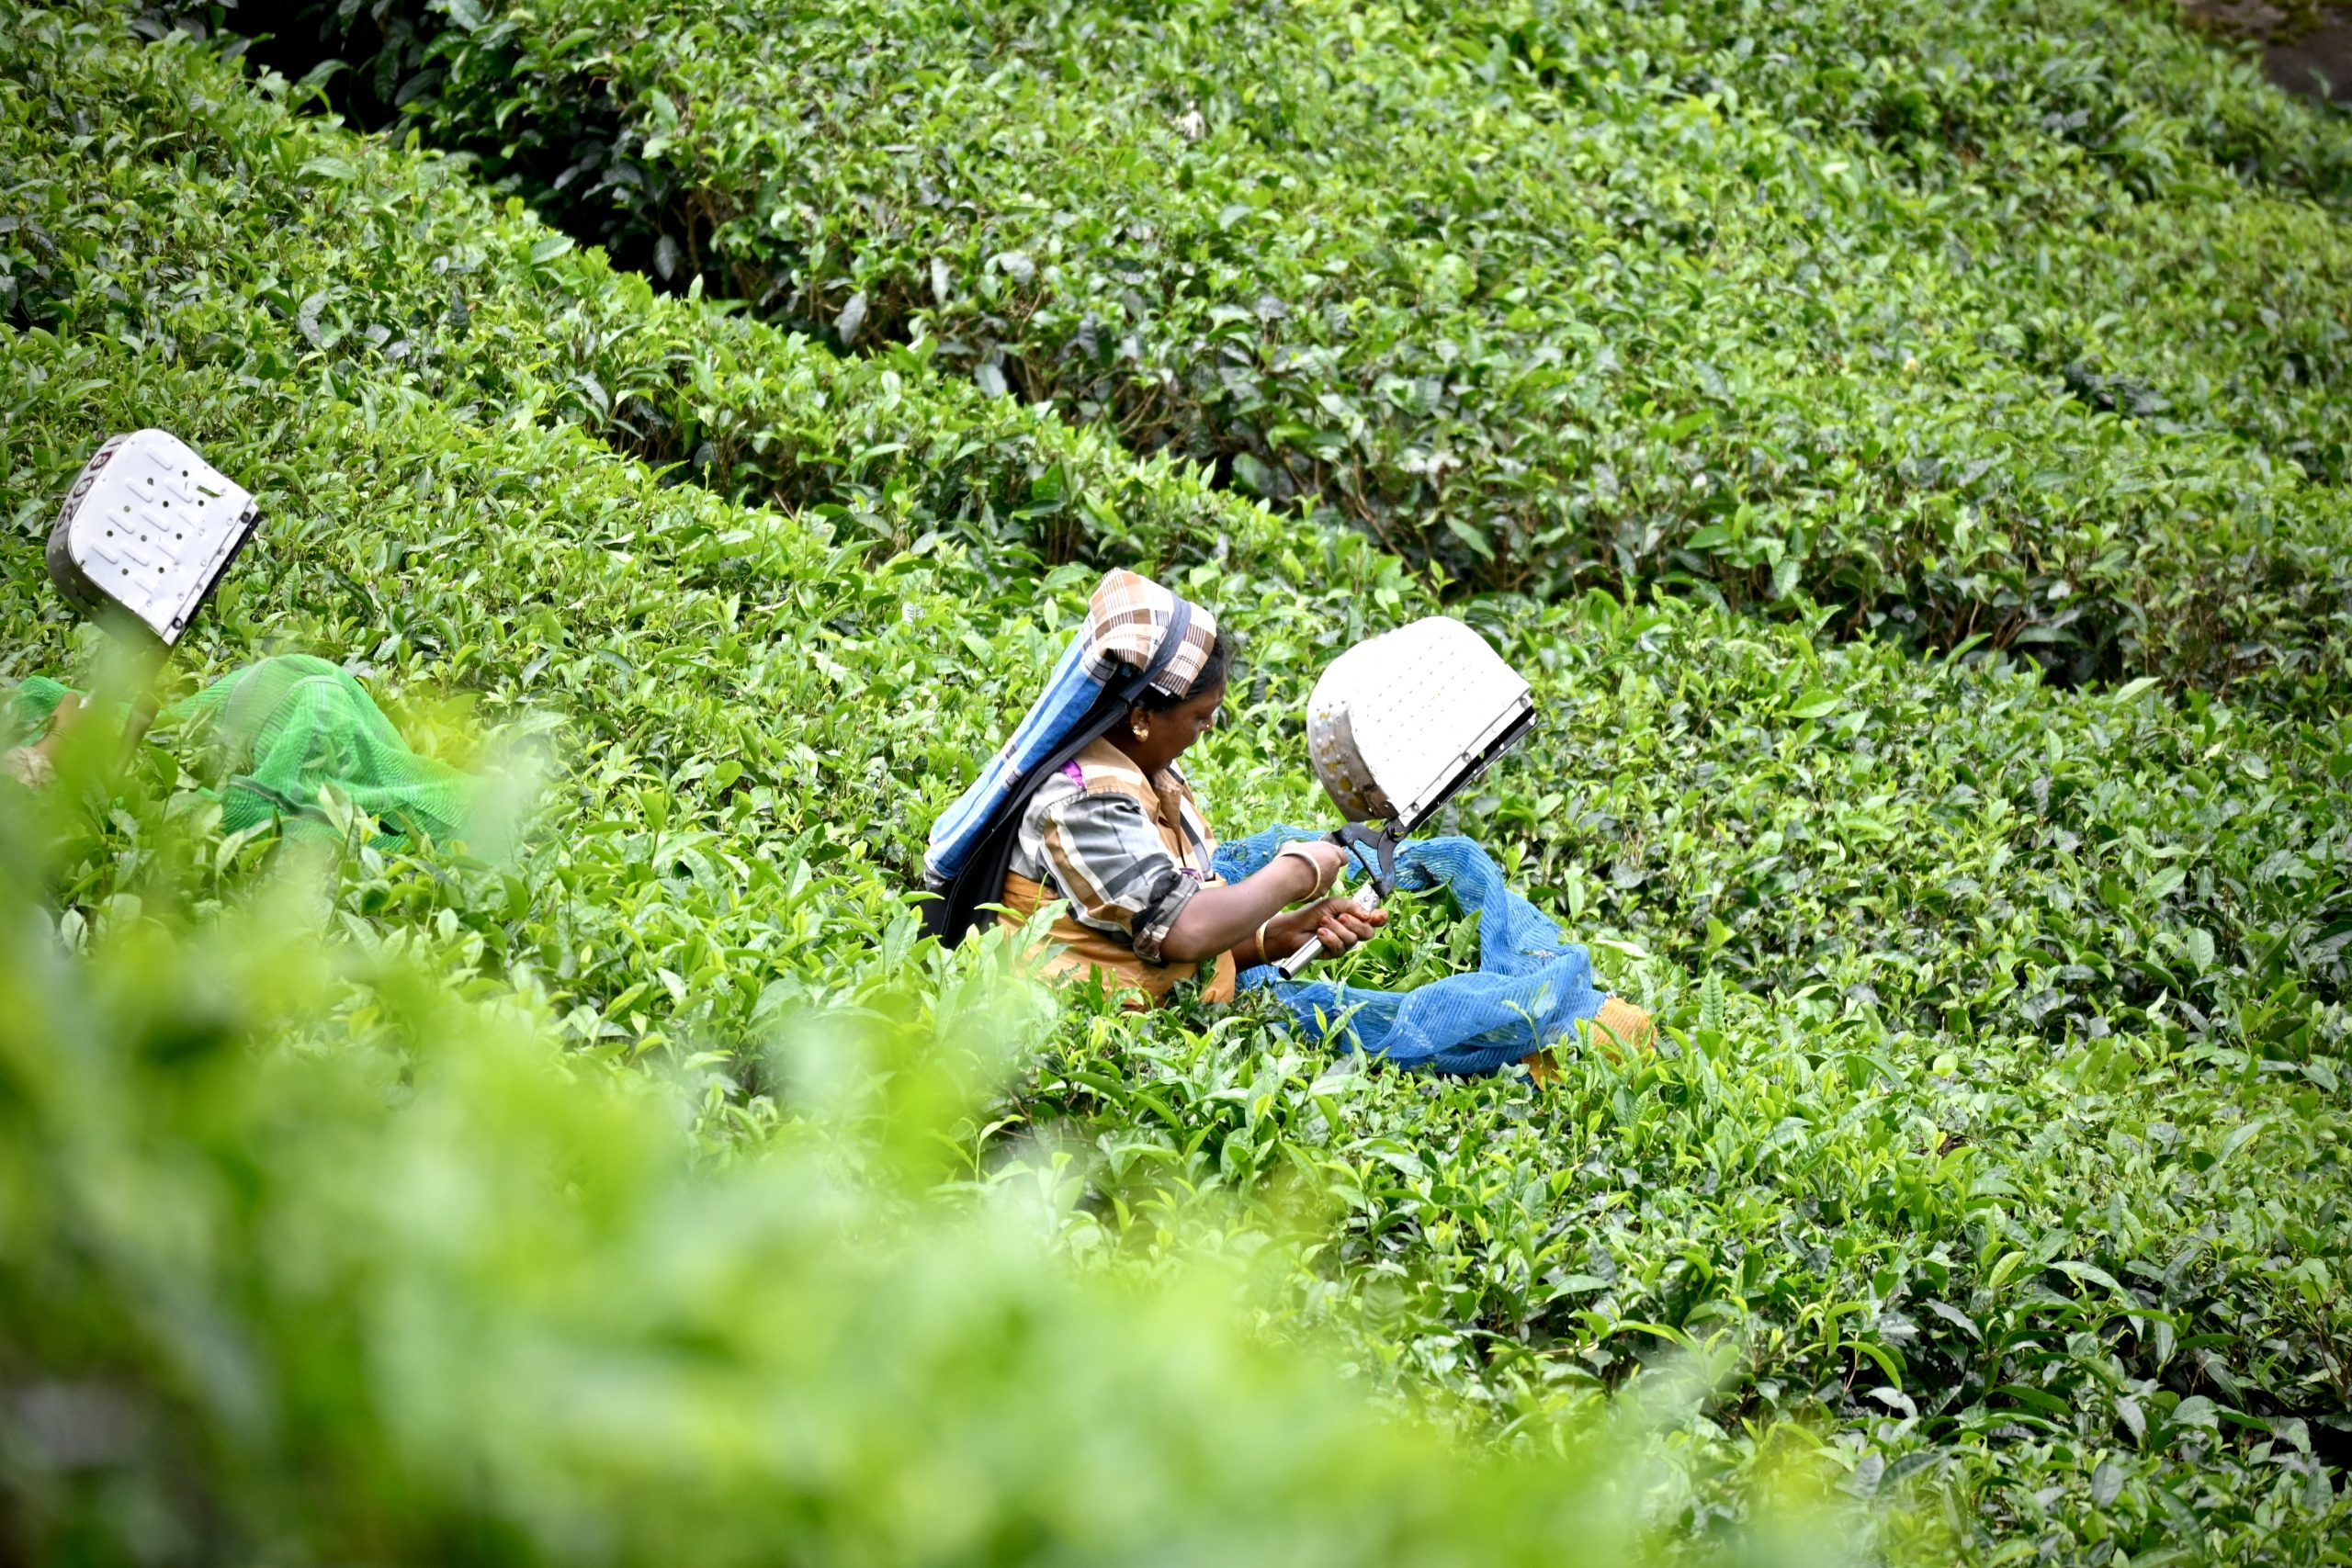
[
  {"x1": 923, "y1": 569, "x2": 1383, "y2": 1006},
  {"x1": 924, "y1": 570, "x2": 1653, "y2": 1076}
]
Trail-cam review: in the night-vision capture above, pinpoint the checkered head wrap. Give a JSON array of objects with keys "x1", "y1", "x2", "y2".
[{"x1": 1081, "y1": 569, "x2": 1220, "y2": 695}]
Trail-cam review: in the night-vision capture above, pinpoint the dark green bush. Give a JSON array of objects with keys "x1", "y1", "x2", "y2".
[{"x1": 270, "y1": 0, "x2": 2352, "y2": 700}]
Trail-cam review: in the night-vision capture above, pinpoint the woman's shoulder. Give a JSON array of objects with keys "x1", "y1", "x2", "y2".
[
  {"x1": 1037, "y1": 738, "x2": 1209, "y2": 821},
  {"x1": 1023, "y1": 755, "x2": 1147, "y2": 820},
  {"x1": 1069, "y1": 736, "x2": 1153, "y2": 790},
  {"x1": 1021, "y1": 761, "x2": 1088, "y2": 823},
  {"x1": 1066, "y1": 736, "x2": 1199, "y2": 794}
]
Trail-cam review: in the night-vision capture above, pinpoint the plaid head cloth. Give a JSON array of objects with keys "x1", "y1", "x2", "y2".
[
  {"x1": 1080, "y1": 569, "x2": 1218, "y2": 694},
  {"x1": 924, "y1": 570, "x2": 1218, "y2": 888}
]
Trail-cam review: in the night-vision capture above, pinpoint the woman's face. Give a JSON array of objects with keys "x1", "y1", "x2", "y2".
[{"x1": 1126, "y1": 680, "x2": 1226, "y2": 773}]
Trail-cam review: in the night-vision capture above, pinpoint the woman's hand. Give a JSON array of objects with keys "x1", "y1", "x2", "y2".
[
  {"x1": 1160, "y1": 843, "x2": 1374, "y2": 966},
  {"x1": 1261, "y1": 897, "x2": 1386, "y2": 966}
]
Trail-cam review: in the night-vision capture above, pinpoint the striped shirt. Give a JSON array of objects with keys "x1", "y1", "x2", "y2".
[{"x1": 1010, "y1": 746, "x2": 1217, "y2": 965}]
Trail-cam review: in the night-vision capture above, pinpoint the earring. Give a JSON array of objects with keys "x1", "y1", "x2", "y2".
[{"x1": 1134, "y1": 720, "x2": 1152, "y2": 741}]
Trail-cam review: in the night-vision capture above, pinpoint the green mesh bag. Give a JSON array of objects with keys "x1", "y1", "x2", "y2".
[
  {"x1": 7, "y1": 657, "x2": 473, "y2": 849},
  {"x1": 5, "y1": 675, "x2": 74, "y2": 745},
  {"x1": 165, "y1": 655, "x2": 473, "y2": 847}
]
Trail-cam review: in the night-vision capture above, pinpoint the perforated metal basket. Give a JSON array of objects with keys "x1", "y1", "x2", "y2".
[
  {"x1": 47, "y1": 430, "x2": 259, "y2": 648},
  {"x1": 1305, "y1": 616, "x2": 1533, "y2": 829}
]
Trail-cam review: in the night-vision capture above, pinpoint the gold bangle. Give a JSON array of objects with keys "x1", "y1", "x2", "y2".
[
  {"x1": 1273, "y1": 842, "x2": 1327, "y2": 899},
  {"x1": 1254, "y1": 916, "x2": 1272, "y2": 966}
]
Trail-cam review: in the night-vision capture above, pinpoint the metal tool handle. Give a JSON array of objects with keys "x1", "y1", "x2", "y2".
[
  {"x1": 119, "y1": 691, "x2": 160, "y2": 772},
  {"x1": 1272, "y1": 883, "x2": 1385, "y2": 978}
]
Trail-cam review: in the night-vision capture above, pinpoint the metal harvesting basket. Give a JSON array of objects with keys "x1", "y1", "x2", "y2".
[
  {"x1": 1306, "y1": 616, "x2": 1534, "y2": 829},
  {"x1": 47, "y1": 429, "x2": 260, "y2": 648},
  {"x1": 1277, "y1": 617, "x2": 1535, "y2": 976}
]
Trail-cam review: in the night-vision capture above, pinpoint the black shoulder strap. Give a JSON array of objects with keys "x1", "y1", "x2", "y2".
[
  {"x1": 1132, "y1": 598, "x2": 1193, "y2": 702},
  {"x1": 922, "y1": 599, "x2": 1194, "y2": 946},
  {"x1": 1169, "y1": 774, "x2": 1214, "y2": 874}
]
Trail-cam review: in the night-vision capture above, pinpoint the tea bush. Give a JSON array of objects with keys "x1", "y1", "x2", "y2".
[
  {"x1": 282, "y1": 0, "x2": 2352, "y2": 700},
  {"x1": 0, "y1": 7, "x2": 1279, "y2": 572},
  {"x1": 3, "y1": 6, "x2": 2349, "y2": 1563},
  {"x1": 2, "y1": 805, "x2": 1816, "y2": 1568}
]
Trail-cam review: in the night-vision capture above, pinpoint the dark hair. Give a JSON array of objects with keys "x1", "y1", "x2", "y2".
[{"x1": 1136, "y1": 633, "x2": 1229, "y2": 711}]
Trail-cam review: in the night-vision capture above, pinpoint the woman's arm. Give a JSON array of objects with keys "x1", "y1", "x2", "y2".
[
  {"x1": 3, "y1": 693, "x2": 83, "y2": 790},
  {"x1": 1034, "y1": 788, "x2": 1380, "y2": 969},
  {"x1": 1158, "y1": 843, "x2": 1385, "y2": 965}
]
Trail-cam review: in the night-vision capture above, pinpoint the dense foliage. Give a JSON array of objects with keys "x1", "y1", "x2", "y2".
[
  {"x1": 282, "y1": 0, "x2": 2352, "y2": 702},
  {"x1": 3, "y1": 4, "x2": 2348, "y2": 1564},
  {"x1": 9, "y1": 800, "x2": 1810, "y2": 1567}
]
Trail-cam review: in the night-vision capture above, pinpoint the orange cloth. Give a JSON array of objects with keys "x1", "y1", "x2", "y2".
[
  {"x1": 998, "y1": 740, "x2": 1238, "y2": 1009},
  {"x1": 1522, "y1": 996, "x2": 1656, "y2": 1082}
]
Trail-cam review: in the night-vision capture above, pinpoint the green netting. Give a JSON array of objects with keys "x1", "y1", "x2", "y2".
[
  {"x1": 4, "y1": 674, "x2": 73, "y2": 746},
  {"x1": 7, "y1": 656, "x2": 473, "y2": 849},
  {"x1": 167, "y1": 655, "x2": 473, "y2": 846}
]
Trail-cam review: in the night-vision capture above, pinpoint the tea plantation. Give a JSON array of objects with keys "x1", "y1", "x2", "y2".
[
  {"x1": 296, "y1": 0, "x2": 2352, "y2": 697},
  {"x1": 2, "y1": 2, "x2": 2348, "y2": 1564}
]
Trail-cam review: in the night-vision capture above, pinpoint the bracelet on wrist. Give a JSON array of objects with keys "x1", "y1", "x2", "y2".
[{"x1": 1272, "y1": 842, "x2": 1329, "y2": 899}]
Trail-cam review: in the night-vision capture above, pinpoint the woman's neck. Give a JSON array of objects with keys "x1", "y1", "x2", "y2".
[{"x1": 1106, "y1": 734, "x2": 1166, "y2": 777}]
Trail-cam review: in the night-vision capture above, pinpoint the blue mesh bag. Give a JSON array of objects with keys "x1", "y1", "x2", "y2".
[{"x1": 1215, "y1": 827, "x2": 1607, "y2": 1077}]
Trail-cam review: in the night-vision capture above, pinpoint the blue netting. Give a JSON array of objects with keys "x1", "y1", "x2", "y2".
[{"x1": 1215, "y1": 827, "x2": 1607, "y2": 1077}]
